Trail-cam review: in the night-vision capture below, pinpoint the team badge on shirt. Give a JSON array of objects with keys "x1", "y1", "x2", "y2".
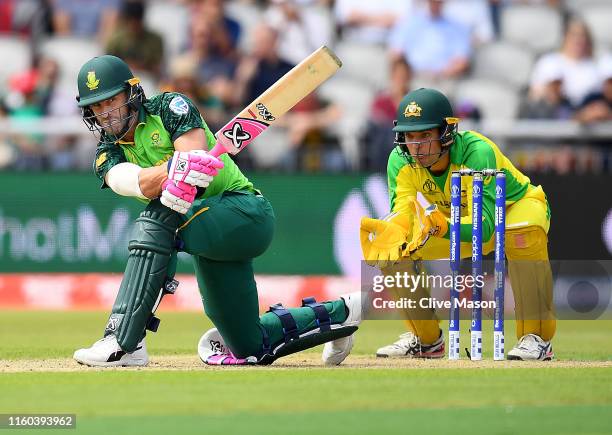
[
  {"x1": 169, "y1": 96, "x2": 189, "y2": 115},
  {"x1": 95, "y1": 152, "x2": 107, "y2": 169},
  {"x1": 151, "y1": 131, "x2": 161, "y2": 147}
]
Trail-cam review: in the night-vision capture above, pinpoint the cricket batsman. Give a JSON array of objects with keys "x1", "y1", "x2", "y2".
[
  {"x1": 360, "y1": 88, "x2": 555, "y2": 360},
  {"x1": 72, "y1": 55, "x2": 360, "y2": 367}
]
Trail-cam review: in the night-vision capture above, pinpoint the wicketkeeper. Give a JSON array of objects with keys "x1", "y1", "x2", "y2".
[
  {"x1": 72, "y1": 55, "x2": 360, "y2": 367},
  {"x1": 360, "y1": 88, "x2": 555, "y2": 360}
]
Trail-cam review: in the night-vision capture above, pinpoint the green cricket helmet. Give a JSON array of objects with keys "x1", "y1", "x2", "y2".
[
  {"x1": 392, "y1": 88, "x2": 459, "y2": 167},
  {"x1": 76, "y1": 55, "x2": 144, "y2": 143}
]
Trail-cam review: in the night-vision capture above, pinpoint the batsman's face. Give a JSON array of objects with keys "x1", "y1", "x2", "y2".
[
  {"x1": 404, "y1": 128, "x2": 442, "y2": 167},
  {"x1": 90, "y1": 92, "x2": 130, "y2": 136}
]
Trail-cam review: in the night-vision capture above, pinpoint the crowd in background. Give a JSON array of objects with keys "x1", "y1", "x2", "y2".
[{"x1": 0, "y1": 0, "x2": 611, "y2": 174}]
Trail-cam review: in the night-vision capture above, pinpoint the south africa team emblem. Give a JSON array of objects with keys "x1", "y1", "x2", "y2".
[{"x1": 151, "y1": 131, "x2": 161, "y2": 147}]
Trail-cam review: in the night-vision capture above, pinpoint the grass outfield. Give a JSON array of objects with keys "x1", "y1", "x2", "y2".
[{"x1": 1, "y1": 311, "x2": 611, "y2": 434}]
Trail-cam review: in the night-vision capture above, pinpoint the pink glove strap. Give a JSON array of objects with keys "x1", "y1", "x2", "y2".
[{"x1": 168, "y1": 151, "x2": 224, "y2": 183}]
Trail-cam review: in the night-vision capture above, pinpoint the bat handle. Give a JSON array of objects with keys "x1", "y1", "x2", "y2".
[{"x1": 209, "y1": 142, "x2": 227, "y2": 158}]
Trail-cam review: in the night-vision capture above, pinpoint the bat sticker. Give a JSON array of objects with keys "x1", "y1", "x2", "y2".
[
  {"x1": 222, "y1": 122, "x2": 252, "y2": 149},
  {"x1": 256, "y1": 103, "x2": 275, "y2": 121}
]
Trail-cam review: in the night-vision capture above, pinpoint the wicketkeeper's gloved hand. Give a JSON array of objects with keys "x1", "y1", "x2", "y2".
[
  {"x1": 167, "y1": 150, "x2": 224, "y2": 188},
  {"x1": 160, "y1": 179, "x2": 197, "y2": 214},
  {"x1": 360, "y1": 212, "x2": 413, "y2": 268},
  {"x1": 405, "y1": 198, "x2": 449, "y2": 254}
]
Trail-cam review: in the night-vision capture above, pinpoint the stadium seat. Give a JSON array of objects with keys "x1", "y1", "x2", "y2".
[
  {"x1": 411, "y1": 75, "x2": 458, "y2": 102},
  {"x1": 500, "y1": 5, "x2": 563, "y2": 54},
  {"x1": 472, "y1": 42, "x2": 535, "y2": 90},
  {"x1": 225, "y1": 1, "x2": 264, "y2": 52},
  {"x1": 334, "y1": 41, "x2": 388, "y2": 90},
  {"x1": 0, "y1": 36, "x2": 31, "y2": 93},
  {"x1": 145, "y1": 0, "x2": 189, "y2": 60},
  {"x1": 564, "y1": 0, "x2": 610, "y2": 14},
  {"x1": 454, "y1": 78, "x2": 520, "y2": 121},
  {"x1": 582, "y1": 6, "x2": 612, "y2": 49},
  {"x1": 38, "y1": 37, "x2": 102, "y2": 93},
  {"x1": 318, "y1": 78, "x2": 375, "y2": 167}
]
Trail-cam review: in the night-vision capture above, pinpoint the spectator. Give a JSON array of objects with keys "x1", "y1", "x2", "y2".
[
  {"x1": 442, "y1": 0, "x2": 494, "y2": 45},
  {"x1": 488, "y1": 0, "x2": 562, "y2": 37},
  {"x1": 265, "y1": 0, "x2": 334, "y2": 65},
  {"x1": 388, "y1": 0, "x2": 471, "y2": 80},
  {"x1": 48, "y1": 135, "x2": 78, "y2": 170},
  {"x1": 105, "y1": 1, "x2": 164, "y2": 79},
  {"x1": 280, "y1": 92, "x2": 344, "y2": 172},
  {"x1": 529, "y1": 17, "x2": 601, "y2": 107},
  {"x1": 52, "y1": 0, "x2": 120, "y2": 43},
  {"x1": 5, "y1": 68, "x2": 46, "y2": 170},
  {"x1": 519, "y1": 61, "x2": 572, "y2": 120},
  {"x1": 161, "y1": 54, "x2": 225, "y2": 131},
  {"x1": 189, "y1": 0, "x2": 241, "y2": 54},
  {"x1": 34, "y1": 56, "x2": 78, "y2": 116},
  {"x1": 363, "y1": 57, "x2": 412, "y2": 171},
  {"x1": 334, "y1": 0, "x2": 412, "y2": 45},
  {"x1": 182, "y1": 14, "x2": 238, "y2": 108},
  {"x1": 233, "y1": 23, "x2": 294, "y2": 107},
  {"x1": 0, "y1": 0, "x2": 53, "y2": 39},
  {"x1": 574, "y1": 55, "x2": 612, "y2": 124}
]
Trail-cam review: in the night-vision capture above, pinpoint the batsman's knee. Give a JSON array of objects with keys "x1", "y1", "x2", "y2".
[
  {"x1": 199, "y1": 297, "x2": 359, "y2": 365},
  {"x1": 106, "y1": 200, "x2": 183, "y2": 352}
]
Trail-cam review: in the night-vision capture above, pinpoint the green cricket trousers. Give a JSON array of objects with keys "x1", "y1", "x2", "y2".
[{"x1": 177, "y1": 189, "x2": 347, "y2": 358}]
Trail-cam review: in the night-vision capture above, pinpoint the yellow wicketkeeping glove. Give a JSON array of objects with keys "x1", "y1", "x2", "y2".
[
  {"x1": 405, "y1": 199, "x2": 449, "y2": 254},
  {"x1": 360, "y1": 212, "x2": 413, "y2": 268}
]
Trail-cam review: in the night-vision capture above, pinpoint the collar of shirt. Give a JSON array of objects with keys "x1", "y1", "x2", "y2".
[{"x1": 115, "y1": 104, "x2": 148, "y2": 145}]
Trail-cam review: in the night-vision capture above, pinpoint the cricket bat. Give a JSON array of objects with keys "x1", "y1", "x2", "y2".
[{"x1": 209, "y1": 46, "x2": 342, "y2": 158}]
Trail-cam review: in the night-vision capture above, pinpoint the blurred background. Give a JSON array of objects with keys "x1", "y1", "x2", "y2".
[{"x1": 0, "y1": 0, "x2": 610, "y2": 311}]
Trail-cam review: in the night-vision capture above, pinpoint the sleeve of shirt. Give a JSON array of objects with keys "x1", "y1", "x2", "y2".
[
  {"x1": 158, "y1": 92, "x2": 205, "y2": 141},
  {"x1": 450, "y1": 22, "x2": 472, "y2": 58},
  {"x1": 93, "y1": 143, "x2": 128, "y2": 189},
  {"x1": 387, "y1": 148, "x2": 416, "y2": 214},
  {"x1": 458, "y1": 137, "x2": 498, "y2": 243}
]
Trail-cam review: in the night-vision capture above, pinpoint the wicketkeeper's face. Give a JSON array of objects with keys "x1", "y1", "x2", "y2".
[
  {"x1": 89, "y1": 91, "x2": 131, "y2": 136},
  {"x1": 404, "y1": 127, "x2": 442, "y2": 168}
]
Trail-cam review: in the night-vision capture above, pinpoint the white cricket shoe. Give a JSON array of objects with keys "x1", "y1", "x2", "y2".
[
  {"x1": 73, "y1": 335, "x2": 148, "y2": 367},
  {"x1": 507, "y1": 334, "x2": 554, "y2": 361},
  {"x1": 376, "y1": 331, "x2": 445, "y2": 358},
  {"x1": 322, "y1": 292, "x2": 362, "y2": 366}
]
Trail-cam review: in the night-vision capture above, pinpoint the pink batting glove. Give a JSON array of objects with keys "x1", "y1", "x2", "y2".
[
  {"x1": 167, "y1": 150, "x2": 224, "y2": 188},
  {"x1": 160, "y1": 179, "x2": 197, "y2": 214}
]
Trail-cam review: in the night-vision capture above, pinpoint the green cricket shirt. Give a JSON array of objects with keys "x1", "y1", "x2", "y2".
[
  {"x1": 93, "y1": 92, "x2": 254, "y2": 198},
  {"x1": 387, "y1": 130, "x2": 545, "y2": 243}
]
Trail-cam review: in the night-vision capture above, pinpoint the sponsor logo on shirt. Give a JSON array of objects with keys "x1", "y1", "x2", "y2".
[
  {"x1": 169, "y1": 96, "x2": 189, "y2": 115},
  {"x1": 95, "y1": 152, "x2": 107, "y2": 169}
]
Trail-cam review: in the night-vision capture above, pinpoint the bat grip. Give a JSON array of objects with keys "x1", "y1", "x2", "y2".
[{"x1": 209, "y1": 142, "x2": 227, "y2": 158}]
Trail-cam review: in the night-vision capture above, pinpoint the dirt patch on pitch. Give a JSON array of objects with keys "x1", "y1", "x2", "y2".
[{"x1": 1, "y1": 355, "x2": 611, "y2": 372}]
